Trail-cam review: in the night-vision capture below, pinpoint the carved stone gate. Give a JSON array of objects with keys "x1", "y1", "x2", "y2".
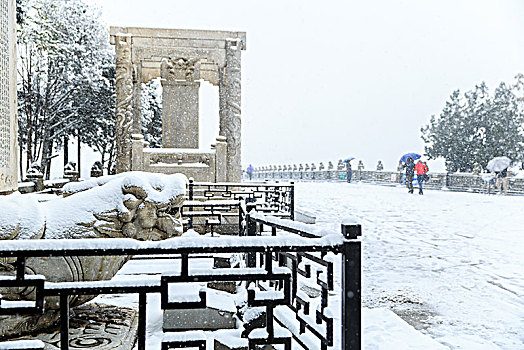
[{"x1": 110, "y1": 27, "x2": 246, "y2": 182}]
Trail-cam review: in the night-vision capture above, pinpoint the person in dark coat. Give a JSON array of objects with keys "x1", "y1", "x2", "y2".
[
  {"x1": 495, "y1": 168, "x2": 509, "y2": 195},
  {"x1": 403, "y1": 157, "x2": 415, "y2": 193},
  {"x1": 345, "y1": 160, "x2": 352, "y2": 183},
  {"x1": 246, "y1": 164, "x2": 254, "y2": 180}
]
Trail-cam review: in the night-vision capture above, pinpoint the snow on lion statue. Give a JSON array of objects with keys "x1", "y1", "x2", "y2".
[{"x1": 0, "y1": 171, "x2": 187, "y2": 337}]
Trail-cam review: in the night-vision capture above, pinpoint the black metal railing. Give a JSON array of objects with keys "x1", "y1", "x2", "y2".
[
  {"x1": 188, "y1": 179, "x2": 294, "y2": 220},
  {"x1": 0, "y1": 209, "x2": 360, "y2": 350}
]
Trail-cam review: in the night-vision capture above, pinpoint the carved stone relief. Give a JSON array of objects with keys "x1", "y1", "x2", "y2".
[{"x1": 115, "y1": 35, "x2": 134, "y2": 173}]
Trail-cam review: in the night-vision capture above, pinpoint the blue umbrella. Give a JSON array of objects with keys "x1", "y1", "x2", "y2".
[
  {"x1": 399, "y1": 153, "x2": 421, "y2": 163},
  {"x1": 343, "y1": 157, "x2": 355, "y2": 162}
]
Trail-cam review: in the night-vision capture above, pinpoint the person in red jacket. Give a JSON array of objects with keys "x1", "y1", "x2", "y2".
[{"x1": 414, "y1": 160, "x2": 429, "y2": 195}]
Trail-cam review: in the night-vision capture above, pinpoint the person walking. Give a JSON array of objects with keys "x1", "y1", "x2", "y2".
[
  {"x1": 345, "y1": 160, "x2": 352, "y2": 183},
  {"x1": 415, "y1": 160, "x2": 429, "y2": 195},
  {"x1": 403, "y1": 157, "x2": 415, "y2": 193},
  {"x1": 495, "y1": 167, "x2": 509, "y2": 195},
  {"x1": 246, "y1": 164, "x2": 254, "y2": 180}
]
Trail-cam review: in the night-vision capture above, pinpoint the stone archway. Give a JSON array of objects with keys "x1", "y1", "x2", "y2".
[{"x1": 110, "y1": 27, "x2": 246, "y2": 182}]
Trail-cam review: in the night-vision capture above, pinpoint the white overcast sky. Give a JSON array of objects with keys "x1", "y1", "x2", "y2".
[{"x1": 86, "y1": 0, "x2": 524, "y2": 171}]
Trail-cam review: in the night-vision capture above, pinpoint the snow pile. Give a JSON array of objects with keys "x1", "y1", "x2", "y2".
[
  {"x1": 0, "y1": 172, "x2": 188, "y2": 240},
  {"x1": 45, "y1": 172, "x2": 188, "y2": 238},
  {"x1": 0, "y1": 340, "x2": 45, "y2": 349},
  {"x1": 62, "y1": 172, "x2": 128, "y2": 194},
  {"x1": 0, "y1": 192, "x2": 45, "y2": 240},
  {"x1": 363, "y1": 308, "x2": 448, "y2": 349},
  {"x1": 249, "y1": 212, "x2": 339, "y2": 237}
]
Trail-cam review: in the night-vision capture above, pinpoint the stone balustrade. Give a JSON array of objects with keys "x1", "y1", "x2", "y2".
[{"x1": 251, "y1": 162, "x2": 524, "y2": 195}]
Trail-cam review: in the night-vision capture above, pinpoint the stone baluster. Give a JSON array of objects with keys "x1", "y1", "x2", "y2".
[
  {"x1": 64, "y1": 161, "x2": 79, "y2": 182},
  {"x1": 327, "y1": 161, "x2": 334, "y2": 180},
  {"x1": 131, "y1": 134, "x2": 146, "y2": 171},
  {"x1": 26, "y1": 162, "x2": 44, "y2": 192},
  {"x1": 91, "y1": 161, "x2": 103, "y2": 178}
]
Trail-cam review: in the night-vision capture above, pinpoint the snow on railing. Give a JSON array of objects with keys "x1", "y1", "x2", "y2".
[{"x1": 0, "y1": 207, "x2": 361, "y2": 350}]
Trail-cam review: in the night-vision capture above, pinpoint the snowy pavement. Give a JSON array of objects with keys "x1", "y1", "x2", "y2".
[
  {"x1": 93, "y1": 182, "x2": 523, "y2": 349},
  {"x1": 296, "y1": 182, "x2": 524, "y2": 349}
]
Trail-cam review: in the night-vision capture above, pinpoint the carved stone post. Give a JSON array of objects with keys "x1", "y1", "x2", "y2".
[
  {"x1": 132, "y1": 63, "x2": 142, "y2": 134},
  {"x1": 221, "y1": 39, "x2": 243, "y2": 182},
  {"x1": 161, "y1": 57, "x2": 200, "y2": 149},
  {"x1": 215, "y1": 136, "x2": 227, "y2": 182},
  {"x1": 115, "y1": 34, "x2": 134, "y2": 173},
  {"x1": 131, "y1": 134, "x2": 145, "y2": 171},
  {"x1": 218, "y1": 68, "x2": 227, "y2": 137},
  {"x1": 0, "y1": 0, "x2": 18, "y2": 193}
]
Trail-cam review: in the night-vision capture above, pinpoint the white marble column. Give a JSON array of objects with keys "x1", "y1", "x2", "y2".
[
  {"x1": 222, "y1": 39, "x2": 242, "y2": 182},
  {"x1": 115, "y1": 34, "x2": 134, "y2": 173}
]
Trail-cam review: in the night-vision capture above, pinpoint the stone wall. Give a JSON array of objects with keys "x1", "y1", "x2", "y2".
[
  {"x1": 0, "y1": 0, "x2": 17, "y2": 194},
  {"x1": 251, "y1": 163, "x2": 524, "y2": 195}
]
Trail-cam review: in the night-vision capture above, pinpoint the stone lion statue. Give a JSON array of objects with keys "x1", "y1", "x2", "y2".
[{"x1": 0, "y1": 172, "x2": 187, "y2": 337}]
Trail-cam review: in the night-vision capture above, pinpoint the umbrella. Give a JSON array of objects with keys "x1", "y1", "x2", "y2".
[
  {"x1": 486, "y1": 156, "x2": 511, "y2": 172},
  {"x1": 399, "y1": 153, "x2": 421, "y2": 163},
  {"x1": 343, "y1": 157, "x2": 355, "y2": 162}
]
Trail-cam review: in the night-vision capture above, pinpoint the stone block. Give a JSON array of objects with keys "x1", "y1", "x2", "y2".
[
  {"x1": 207, "y1": 281, "x2": 237, "y2": 294},
  {"x1": 163, "y1": 307, "x2": 237, "y2": 331},
  {"x1": 214, "y1": 338, "x2": 248, "y2": 350}
]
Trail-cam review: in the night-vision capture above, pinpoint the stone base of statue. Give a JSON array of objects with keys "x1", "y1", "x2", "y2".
[{"x1": 10, "y1": 303, "x2": 138, "y2": 349}]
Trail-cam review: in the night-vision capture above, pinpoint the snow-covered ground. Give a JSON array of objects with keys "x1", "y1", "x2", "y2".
[
  {"x1": 94, "y1": 182, "x2": 524, "y2": 349},
  {"x1": 296, "y1": 182, "x2": 524, "y2": 349}
]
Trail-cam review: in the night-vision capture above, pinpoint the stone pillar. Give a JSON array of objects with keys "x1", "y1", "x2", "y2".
[
  {"x1": 114, "y1": 34, "x2": 134, "y2": 173},
  {"x1": 132, "y1": 63, "x2": 142, "y2": 134},
  {"x1": 215, "y1": 136, "x2": 228, "y2": 182},
  {"x1": 0, "y1": 0, "x2": 18, "y2": 194},
  {"x1": 218, "y1": 68, "x2": 227, "y2": 137},
  {"x1": 131, "y1": 134, "x2": 145, "y2": 171},
  {"x1": 221, "y1": 39, "x2": 243, "y2": 182},
  {"x1": 161, "y1": 57, "x2": 200, "y2": 149}
]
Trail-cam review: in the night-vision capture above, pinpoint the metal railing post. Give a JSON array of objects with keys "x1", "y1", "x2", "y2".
[
  {"x1": 246, "y1": 214, "x2": 257, "y2": 267},
  {"x1": 341, "y1": 223, "x2": 362, "y2": 350},
  {"x1": 188, "y1": 178, "x2": 194, "y2": 200},
  {"x1": 138, "y1": 292, "x2": 147, "y2": 350},
  {"x1": 289, "y1": 181, "x2": 295, "y2": 221},
  {"x1": 60, "y1": 294, "x2": 69, "y2": 350}
]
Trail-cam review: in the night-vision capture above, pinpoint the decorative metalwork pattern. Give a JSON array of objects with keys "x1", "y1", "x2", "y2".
[{"x1": 0, "y1": 191, "x2": 361, "y2": 350}]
